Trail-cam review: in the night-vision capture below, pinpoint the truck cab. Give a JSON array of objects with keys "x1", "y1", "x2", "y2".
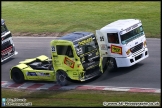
[
  {"x1": 50, "y1": 32, "x2": 104, "y2": 85},
  {"x1": 96, "y1": 19, "x2": 149, "y2": 70},
  {"x1": 1, "y1": 19, "x2": 18, "y2": 62}
]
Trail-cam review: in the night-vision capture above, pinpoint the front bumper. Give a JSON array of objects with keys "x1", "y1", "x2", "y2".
[
  {"x1": 1, "y1": 51, "x2": 18, "y2": 62},
  {"x1": 116, "y1": 48, "x2": 149, "y2": 67}
]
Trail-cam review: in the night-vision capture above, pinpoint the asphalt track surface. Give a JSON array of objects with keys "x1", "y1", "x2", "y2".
[{"x1": 1, "y1": 37, "x2": 161, "y2": 89}]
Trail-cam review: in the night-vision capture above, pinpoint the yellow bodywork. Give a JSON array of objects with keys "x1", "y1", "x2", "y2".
[{"x1": 50, "y1": 40, "x2": 86, "y2": 81}]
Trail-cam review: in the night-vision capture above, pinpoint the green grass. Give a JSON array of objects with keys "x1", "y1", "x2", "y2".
[
  {"x1": 2, "y1": 88, "x2": 161, "y2": 107},
  {"x1": 1, "y1": 1, "x2": 160, "y2": 38}
]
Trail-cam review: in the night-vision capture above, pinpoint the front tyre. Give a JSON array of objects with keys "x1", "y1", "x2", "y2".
[
  {"x1": 11, "y1": 68, "x2": 24, "y2": 83},
  {"x1": 56, "y1": 70, "x2": 69, "y2": 86},
  {"x1": 107, "y1": 58, "x2": 117, "y2": 71}
]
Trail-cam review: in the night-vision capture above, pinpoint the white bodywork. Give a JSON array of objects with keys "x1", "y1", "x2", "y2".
[{"x1": 96, "y1": 19, "x2": 149, "y2": 67}]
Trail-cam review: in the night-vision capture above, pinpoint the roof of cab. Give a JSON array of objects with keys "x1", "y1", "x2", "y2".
[
  {"x1": 57, "y1": 31, "x2": 94, "y2": 42},
  {"x1": 100, "y1": 19, "x2": 141, "y2": 32}
]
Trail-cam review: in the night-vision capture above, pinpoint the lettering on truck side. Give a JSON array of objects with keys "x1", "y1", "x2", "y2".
[{"x1": 78, "y1": 37, "x2": 93, "y2": 46}]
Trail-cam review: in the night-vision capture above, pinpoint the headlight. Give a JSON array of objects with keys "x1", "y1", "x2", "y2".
[
  {"x1": 126, "y1": 49, "x2": 131, "y2": 55},
  {"x1": 143, "y1": 40, "x2": 147, "y2": 47}
]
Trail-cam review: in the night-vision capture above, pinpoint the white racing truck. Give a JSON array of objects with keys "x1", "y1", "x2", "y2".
[
  {"x1": 96, "y1": 19, "x2": 149, "y2": 70},
  {"x1": 1, "y1": 19, "x2": 18, "y2": 62}
]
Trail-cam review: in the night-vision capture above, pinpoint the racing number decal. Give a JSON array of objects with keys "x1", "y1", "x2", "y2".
[
  {"x1": 100, "y1": 36, "x2": 104, "y2": 41},
  {"x1": 64, "y1": 57, "x2": 75, "y2": 68},
  {"x1": 111, "y1": 45, "x2": 122, "y2": 55}
]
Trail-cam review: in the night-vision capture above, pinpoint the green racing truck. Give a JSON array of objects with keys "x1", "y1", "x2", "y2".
[{"x1": 10, "y1": 32, "x2": 107, "y2": 86}]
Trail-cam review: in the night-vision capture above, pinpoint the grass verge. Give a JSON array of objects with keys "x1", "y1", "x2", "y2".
[
  {"x1": 2, "y1": 88, "x2": 161, "y2": 107},
  {"x1": 2, "y1": 1, "x2": 160, "y2": 38}
]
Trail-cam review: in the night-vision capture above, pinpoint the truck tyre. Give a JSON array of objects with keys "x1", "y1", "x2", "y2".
[
  {"x1": 107, "y1": 58, "x2": 117, "y2": 71},
  {"x1": 56, "y1": 70, "x2": 69, "y2": 86},
  {"x1": 11, "y1": 68, "x2": 24, "y2": 83}
]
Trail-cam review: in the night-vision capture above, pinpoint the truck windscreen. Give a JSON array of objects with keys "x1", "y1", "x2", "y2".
[{"x1": 120, "y1": 26, "x2": 144, "y2": 44}]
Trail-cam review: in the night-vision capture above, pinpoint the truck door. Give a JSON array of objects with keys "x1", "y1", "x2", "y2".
[
  {"x1": 107, "y1": 33, "x2": 121, "y2": 57},
  {"x1": 96, "y1": 30, "x2": 121, "y2": 57},
  {"x1": 50, "y1": 40, "x2": 78, "y2": 72}
]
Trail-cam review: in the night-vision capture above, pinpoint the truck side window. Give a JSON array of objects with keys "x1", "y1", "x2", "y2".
[
  {"x1": 107, "y1": 33, "x2": 119, "y2": 44},
  {"x1": 66, "y1": 46, "x2": 74, "y2": 57},
  {"x1": 56, "y1": 45, "x2": 74, "y2": 57}
]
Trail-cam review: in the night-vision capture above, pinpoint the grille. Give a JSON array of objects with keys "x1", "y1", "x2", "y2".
[
  {"x1": 1, "y1": 40, "x2": 12, "y2": 50},
  {"x1": 1, "y1": 46, "x2": 13, "y2": 56},
  {"x1": 130, "y1": 42, "x2": 143, "y2": 53}
]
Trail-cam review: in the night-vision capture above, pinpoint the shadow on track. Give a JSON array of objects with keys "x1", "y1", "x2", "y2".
[{"x1": 68, "y1": 63, "x2": 144, "y2": 85}]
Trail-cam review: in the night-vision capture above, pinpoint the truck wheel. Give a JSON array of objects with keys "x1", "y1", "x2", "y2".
[
  {"x1": 56, "y1": 71, "x2": 69, "y2": 86},
  {"x1": 107, "y1": 58, "x2": 117, "y2": 71},
  {"x1": 11, "y1": 68, "x2": 24, "y2": 83}
]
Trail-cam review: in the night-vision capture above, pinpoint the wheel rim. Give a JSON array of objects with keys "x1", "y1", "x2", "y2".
[
  {"x1": 59, "y1": 74, "x2": 65, "y2": 82},
  {"x1": 107, "y1": 60, "x2": 114, "y2": 69}
]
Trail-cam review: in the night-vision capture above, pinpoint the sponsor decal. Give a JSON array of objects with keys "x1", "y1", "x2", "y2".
[
  {"x1": 86, "y1": 64, "x2": 98, "y2": 70},
  {"x1": 73, "y1": 72, "x2": 77, "y2": 75},
  {"x1": 111, "y1": 45, "x2": 122, "y2": 55},
  {"x1": 37, "y1": 72, "x2": 50, "y2": 76},
  {"x1": 64, "y1": 57, "x2": 75, "y2": 68},
  {"x1": 26, "y1": 72, "x2": 37, "y2": 76},
  {"x1": 120, "y1": 22, "x2": 141, "y2": 35},
  {"x1": 100, "y1": 44, "x2": 107, "y2": 50},
  {"x1": 88, "y1": 61, "x2": 95, "y2": 66},
  {"x1": 135, "y1": 42, "x2": 138, "y2": 45},
  {"x1": 51, "y1": 46, "x2": 56, "y2": 52},
  {"x1": 76, "y1": 47, "x2": 83, "y2": 54},
  {"x1": 125, "y1": 24, "x2": 138, "y2": 32},
  {"x1": 26, "y1": 72, "x2": 50, "y2": 76},
  {"x1": 78, "y1": 37, "x2": 93, "y2": 46}
]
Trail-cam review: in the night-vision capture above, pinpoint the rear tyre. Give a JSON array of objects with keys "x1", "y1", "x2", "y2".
[
  {"x1": 11, "y1": 68, "x2": 24, "y2": 83},
  {"x1": 56, "y1": 70, "x2": 69, "y2": 86}
]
